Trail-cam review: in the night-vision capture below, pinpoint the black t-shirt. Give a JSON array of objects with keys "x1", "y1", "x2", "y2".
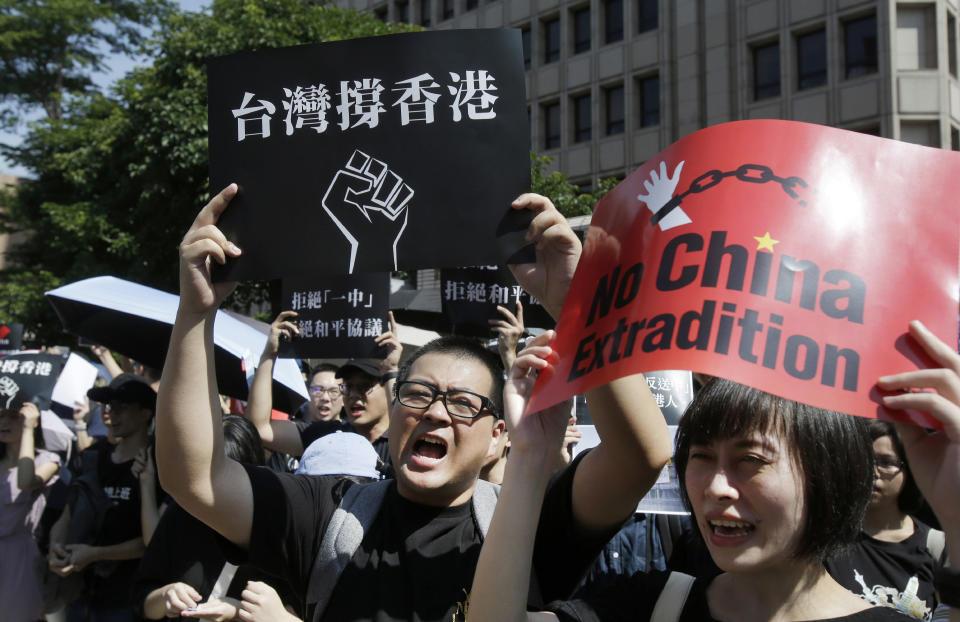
[
  {"x1": 79, "y1": 442, "x2": 159, "y2": 610},
  {"x1": 226, "y1": 452, "x2": 615, "y2": 622},
  {"x1": 133, "y1": 503, "x2": 300, "y2": 617},
  {"x1": 825, "y1": 520, "x2": 943, "y2": 621},
  {"x1": 297, "y1": 419, "x2": 393, "y2": 479},
  {"x1": 549, "y1": 572, "x2": 913, "y2": 622}
]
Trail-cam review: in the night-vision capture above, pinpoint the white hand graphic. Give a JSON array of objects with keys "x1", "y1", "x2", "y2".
[{"x1": 636, "y1": 160, "x2": 691, "y2": 230}]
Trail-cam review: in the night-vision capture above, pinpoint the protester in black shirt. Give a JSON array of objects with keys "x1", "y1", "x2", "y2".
[
  {"x1": 467, "y1": 322, "x2": 960, "y2": 622},
  {"x1": 245, "y1": 310, "x2": 400, "y2": 477},
  {"x1": 826, "y1": 420, "x2": 946, "y2": 620},
  {"x1": 135, "y1": 415, "x2": 299, "y2": 620},
  {"x1": 48, "y1": 373, "x2": 159, "y2": 622},
  {"x1": 157, "y1": 187, "x2": 673, "y2": 622}
]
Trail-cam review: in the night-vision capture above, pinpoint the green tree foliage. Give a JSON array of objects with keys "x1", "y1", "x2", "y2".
[
  {"x1": 529, "y1": 152, "x2": 618, "y2": 217},
  {"x1": 0, "y1": 0, "x2": 417, "y2": 345},
  {"x1": 0, "y1": 0, "x2": 167, "y2": 125}
]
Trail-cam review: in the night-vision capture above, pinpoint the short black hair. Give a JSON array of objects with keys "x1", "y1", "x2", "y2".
[
  {"x1": 865, "y1": 419, "x2": 924, "y2": 515},
  {"x1": 398, "y1": 336, "x2": 505, "y2": 416},
  {"x1": 310, "y1": 363, "x2": 341, "y2": 378},
  {"x1": 674, "y1": 378, "x2": 873, "y2": 562},
  {"x1": 0, "y1": 407, "x2": 46, "y2": 461},
  {"x1": 222, "y1": 414, "x2": 265, "y2": 466}
]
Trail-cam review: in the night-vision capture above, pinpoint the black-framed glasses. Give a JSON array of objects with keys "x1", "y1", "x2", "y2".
[
  {"x1": 395, "y1": 380, "x2": 499, "y2": 419},
  {"x1": 874, "y1": 456, "x2": 904, "y2": 478},
  {"x1": 309, "y1": 385, "x2": 343, "y2": 397}
]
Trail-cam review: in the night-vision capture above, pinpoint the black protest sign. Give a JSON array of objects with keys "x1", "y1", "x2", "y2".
[
  {"x1": 279, "y1": 273, "x2": 390, "y2": 358},
  {"x1": 0, "y1": 323, "x2": 23, "y2": 350},
  {"x1": 441, "y1": 266, "x2": 555, "y2": 336},
  {"x1": 208, "y1": 29, "x2": 531, "y2": 281},
  {"x1": 575, "y1": 369, "x2": 693, "y2": 425},
  {"x1": 0, "y1": 352, "x2": 65, "y2": 411},
  {"x1": 642, "y1": 370, "x2": 694, "y2": 425}
]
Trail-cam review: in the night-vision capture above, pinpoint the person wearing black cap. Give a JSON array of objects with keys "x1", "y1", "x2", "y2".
[
  {"x1": 47, "y1": 373, "x2": 159, "y2": 622},
  {"x1": 245, "y1": 311, "x2": 401, "y2": 477}
]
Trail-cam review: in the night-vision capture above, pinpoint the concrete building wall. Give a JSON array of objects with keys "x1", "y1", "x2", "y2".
[{"x1": 333, "y1": 0, "x2": 960, "y2": 184}]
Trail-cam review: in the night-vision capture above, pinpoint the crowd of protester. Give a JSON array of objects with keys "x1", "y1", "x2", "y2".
[{"x1": 0, "y1": 188, "x2": 956, "y2": 622}]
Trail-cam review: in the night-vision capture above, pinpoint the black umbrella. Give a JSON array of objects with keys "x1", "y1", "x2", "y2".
[{"x1": 45, "y1": 276, "x2": 308, "y2": 414}]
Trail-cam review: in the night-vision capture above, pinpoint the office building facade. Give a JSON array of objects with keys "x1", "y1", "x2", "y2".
[{"x1": 331, "y1": 0, "x2": 960, "y2": 189}]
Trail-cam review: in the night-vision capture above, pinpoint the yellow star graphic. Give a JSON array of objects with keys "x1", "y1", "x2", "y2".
[{"x1": 754, "y1": 232, "x2": 779, "y2": 252}]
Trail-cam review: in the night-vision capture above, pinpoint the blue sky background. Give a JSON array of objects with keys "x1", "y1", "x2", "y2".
[{"x1": 1, "y1": 0, "x2": 211, "y2": 177}]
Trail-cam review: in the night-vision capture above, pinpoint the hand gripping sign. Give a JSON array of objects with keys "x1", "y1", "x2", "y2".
[{"x1": 526, "y1": 120, "x2": 960, "y2": 429}]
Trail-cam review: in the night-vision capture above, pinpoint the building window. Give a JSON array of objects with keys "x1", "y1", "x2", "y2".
[
  {"x1": 521, "y1": 27, "x2": 532, "y2": 70},
  {"x1": 543, "y1": 102, "x2": 561, "y2": 149},
  {"x1": 753, "y1": 41, "x2": 780, "y2": 100},
  {"x1": 576, "y1": 180, "x2": 594, "y2": 194},
  {"x1": 854, "y1": 125, "x2": 880, "y2": 136},
  {"x1": 897, "y1": 5, "x2": 937, "y2": 70},
  {"x1": 442, "y1": 0, "x2": 453, "y2": 20},
  {"x1": 396, "y1": 0, "x2": 409, "y2": 22},
  {"x1": 375, "y1": 7, "x2": 388, "y2": 21},
  {"x1": 637, "y1": 74, "x2": 659, "y2": 127},
  {"x1": 573, "y1": 93, "x2": 592, "y2": 142},
  {"x1": 573, "y1": 7, "x2": 591, "y2": 54},
  {"x1": 605, "y1": 0, "x2": 623, "y2": 43},
  {"x1": 419, "y1": 0, "x2": 431, "y2": 26},
  {"x1": 796, "y1": 29, "x2": 826, "y2": 90},
  {"x1": 544, "y1": 17, "x2": 560, "y2": 63},
  {"x1": 844, "y1": 14, "x2": 878, "y2": 78},
  {"x1": 949, "y1": 14, "x2": 958, "y2": 77},
  {"x1": 465, "y1": 0, "x2": 477, "y2": 9},
  {"x1": 605, "y1": 85, "x2": 624, "y2": 135},
  {"x1": 638, "y1": 0, "x2": 657, "y2": 33},
  {"x1": 900, "y1": 120, "x2": 940, "y2": 147}
]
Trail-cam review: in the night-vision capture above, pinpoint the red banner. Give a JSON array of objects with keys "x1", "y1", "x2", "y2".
[{"x1": 527, "y1": 121, "x2": 960, "y2": 428}]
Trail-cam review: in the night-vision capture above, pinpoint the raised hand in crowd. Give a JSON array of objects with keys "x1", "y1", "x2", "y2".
[
  {"x1": 157, "y1": 183, "x2": 257, "y2": 547},
  {"x1": 90, "y1": 343, "x2": 125, "y2": 379},
  {"x1": 508, "y1": 193, "x2": 582, "y2": 320},
  {"x1": 14, "y1": 402, "x2": 58, "y2": 492},
  {"x1": 239, "y1": 581, "x2": 303, "y2": 622},
  {"x1": 72, "y1": 396, "x2": 95, "y2": 451},
  {"x1": 879, "y1": 320, "x2": 960, "y2": 616},
  {"x1": 177, "y1": 183, "x2": 241, "y2": 316},
  {"x1": 244, "y1": 310, "x2": 303, "y2": 455},
  {"x1": 557, "y1": 415, "x2": 582, "y2": 469},
  {"x1": 469, "y1": 332, "x2": 578, "y2": 622},
  {"x1": 490, "y1": 300, "x2": 524, "y2": 371},
  {"x1": 374, "y1": 310, "x2": 402, "y2": 403},
  {"x1": 262, "y1": 310, "x2": 300, "y2": 362}
]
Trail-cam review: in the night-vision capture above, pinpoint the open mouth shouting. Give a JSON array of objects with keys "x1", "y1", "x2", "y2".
[{"x1": 410, "y1": 434, "x2": 448, "y2": 468}]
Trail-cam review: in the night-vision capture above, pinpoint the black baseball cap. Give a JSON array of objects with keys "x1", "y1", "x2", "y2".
[
  {"x1": 337, "y1": 359, "x2": 381, "y2": 379},
  {"x1": 87, "y1": 373, "x2": 157, "y2": 412}
]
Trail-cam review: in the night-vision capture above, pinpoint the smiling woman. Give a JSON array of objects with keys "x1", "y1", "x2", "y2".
[{"x1": 466, "y1": 350, "x2": 953, "y2": 622}]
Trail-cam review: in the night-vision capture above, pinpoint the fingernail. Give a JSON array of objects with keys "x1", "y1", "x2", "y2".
[{"x1": 228, "y1": 243, "x2": 242, "y2": 255}]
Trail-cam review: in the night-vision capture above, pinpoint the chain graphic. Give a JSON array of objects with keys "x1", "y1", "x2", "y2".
[{"x1": 647, "y1": 163, "x2": 810, "y2": 229}]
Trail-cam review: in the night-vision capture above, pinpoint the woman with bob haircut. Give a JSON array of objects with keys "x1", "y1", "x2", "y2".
[{"x1": 466, "y1": 320, "x2": 959, "y2": 622}]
